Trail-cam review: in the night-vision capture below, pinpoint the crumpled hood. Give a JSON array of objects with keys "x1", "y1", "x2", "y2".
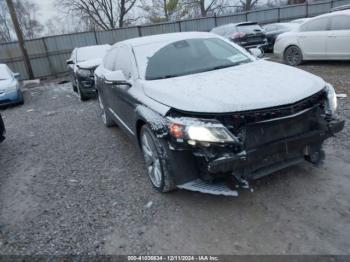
[
  {"x1": 142, "y1": 60, "x2": 325, "y2": 113},
  {"x1": 76, "y1": 58, "x2": 102, "y2": 70},
  {"x1": 0, "y1": 79, "x2": 15, "y2": 91}
]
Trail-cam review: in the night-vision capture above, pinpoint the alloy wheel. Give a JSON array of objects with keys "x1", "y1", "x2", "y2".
[
  {"x1": 141, "y1": 132, "x2": 162, "y2": 188},
  {"x1": 285, "y1": 46, "x2": 301, "y2": 66}
]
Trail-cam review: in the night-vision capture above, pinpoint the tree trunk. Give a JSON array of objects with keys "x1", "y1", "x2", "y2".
[
  {"x1": 5, "y1": 0, "x2": 34, "y2": 79},
  {"x1": 199, "y1": 0, "x2": 207, "y2": 17}
]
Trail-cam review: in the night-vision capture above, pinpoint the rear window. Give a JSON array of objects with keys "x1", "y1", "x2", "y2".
[{"x1": 236, "y1": 24, "x2": 263, "y2": 33}]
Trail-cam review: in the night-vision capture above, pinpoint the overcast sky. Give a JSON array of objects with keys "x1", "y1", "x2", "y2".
[{"x1": 33, "y1": 0, "x2": 57, "y2": 24}]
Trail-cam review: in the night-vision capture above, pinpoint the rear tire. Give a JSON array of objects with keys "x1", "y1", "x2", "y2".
[
  {"x1": 98, "y1": 93, "x2": 114, "y2": 127},
  {"x1": 140, "y1": 125, "x2": 176, "y2": 193},
  {"x1": 284, "y1": 45, "x2": 303, "y2": 66}
]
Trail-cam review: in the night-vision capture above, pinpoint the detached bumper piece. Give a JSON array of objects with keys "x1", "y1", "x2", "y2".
[{"x1": 177, "y1": 179, "x2": 238, "y2": 196}]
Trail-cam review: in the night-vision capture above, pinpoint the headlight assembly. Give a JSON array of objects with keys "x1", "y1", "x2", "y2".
[
  {"x1": 77, "y1": 68, "x2": 92, "y2": 77},
  {"x1": 167, "y1": 117, "x2": 238, "y2": 144},
  {"x1": 325, "y1": 83, "x2": 337, "y2": 116}
]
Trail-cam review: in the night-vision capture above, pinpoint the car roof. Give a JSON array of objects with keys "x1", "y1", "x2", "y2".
[
  {"x1": 331, "y1": 4, "x2": 350, "y2": 12},
  {"x1": 315, "y1": 9, "x2": 350, "y2": 18},
  {"x1": 115, "y1": 32, "x2": 219, "y2": 48}
]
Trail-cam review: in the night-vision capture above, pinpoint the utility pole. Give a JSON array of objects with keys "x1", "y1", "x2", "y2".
[{"x1": 5, "y1": 0, "x2": 34, "y2": 79}]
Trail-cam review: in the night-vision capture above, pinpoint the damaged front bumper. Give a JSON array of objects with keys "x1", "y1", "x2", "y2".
[{"x1": 169, "y1": 108, "x2": 344, "y2": 196}]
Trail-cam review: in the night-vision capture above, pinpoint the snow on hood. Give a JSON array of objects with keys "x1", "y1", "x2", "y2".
[
  {"x1": 76, "y1": 58, "x2": 102, "y2": 69},
  {"x1": 142, "y1": 60, "x2": 325, "y2": 113}
]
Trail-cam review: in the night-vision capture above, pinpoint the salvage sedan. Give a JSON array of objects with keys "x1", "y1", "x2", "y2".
[{"x1": 95, "y1": 32, "x2": 344, "y2": 196}]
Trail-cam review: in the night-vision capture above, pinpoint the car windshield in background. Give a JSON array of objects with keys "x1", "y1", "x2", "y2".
[
  {"x1": 0, "y1": 67, "x2": 11, "y2": 80},
  {"x1": 76, "y1": 46, "x2": 109, "y2": 62},
  {"x1": 236, "y1": 24, "x2": 263, "y2": 33},
  {"x1": 137, "y1": 38, "x2": 251, "y2": 80}
]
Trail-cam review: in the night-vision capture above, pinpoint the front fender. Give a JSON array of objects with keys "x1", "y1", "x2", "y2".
[{"x1": 135, "y1": 105, "x2": 169, "y2": 139}]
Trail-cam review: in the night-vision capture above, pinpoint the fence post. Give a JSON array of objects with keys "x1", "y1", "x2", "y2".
[
  {"x1": 330, "y1": 0, "x2": 334, "y2": 8},
  {"x1": 278, "y1": 7, "x2": 281, "y2": 22},
  {"x1": 93, "y1": 30, "x2": 98, "y2": 44},
  {"x1": 178, "y1": 21, "x2": 182, "y2": 32},
  {"x1": 137, "y1": 26, "x2": 142, "y2": 37},
  {"x1": 42, "y1": 37, "x2": 55, "y2": 78},
  {"x1": 245, "y1": 11, "x2": 248, "y2": 21},
  {"x1": 306, "y1": 1, "x2": 309, "y2": 18},
  {"x1": 214, "y1": 13, "x2": 217, "y2": 27}
]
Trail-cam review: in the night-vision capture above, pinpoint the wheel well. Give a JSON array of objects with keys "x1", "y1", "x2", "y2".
[{"x1": 136, "y1": 119, "x2": 146, "y2": 147}]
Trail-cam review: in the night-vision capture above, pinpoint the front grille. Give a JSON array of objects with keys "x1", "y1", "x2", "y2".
[
  {"x1": 244, "y1": 106, "x2": 319, "y2": 149},
  {"x1": 222, "y1": 90, "x2": 326, "y2": 129}
]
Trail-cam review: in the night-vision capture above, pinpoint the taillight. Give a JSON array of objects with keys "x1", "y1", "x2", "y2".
[{"x1": 230, "y1": 32, "x2": 246, "y2": 40}]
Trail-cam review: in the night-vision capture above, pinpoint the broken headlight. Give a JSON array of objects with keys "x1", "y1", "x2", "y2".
[
  {"x1": 167, "y1": 117, "x2": 238, "y2": 144},
  {"x1": 325, "y1": 83, "x2": 337, "y2": 116}
]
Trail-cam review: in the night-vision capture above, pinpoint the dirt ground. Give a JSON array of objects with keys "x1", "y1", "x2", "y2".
[{"x1": 0, "y1": 60, "x2": 349, "y2": 255}]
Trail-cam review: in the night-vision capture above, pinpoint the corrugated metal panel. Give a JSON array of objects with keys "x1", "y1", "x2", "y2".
[
  {"x1": 141, "y1": 23, "x2": 180, "y2": 36},
  {"x1": 179, "y1": 17, "x2": 215, "y2": 32},
  {"x1": 96, "y1": 27, "x2": 139, "y2": 45},
  {"x1": 48, "y1": 52, "x2": 71, "y2": 75},
  {"x1": 308, "y1": 2, "x2": 332, "y2": 16},
  {"x1": 280, "y1": 4, "x2": 307, "y2": 20},
  {"x1": 333, "y1": 0, "x2": 350, "y2": 7},
  {"x1": 30, "y1": 57, "x2": 51, "y2": 77},
  {"x1": 0, "y1": 42, "x2": 21, "y2": 60},
  {"x1": 247, "y1": 8, "x2": 279, "y2": 23},
  {"x1": 45, "y1": 32, "x2": 97, "y2": 52},
  {"x1": 216, "y1": 14, "x2": 247, "y2": 26}
]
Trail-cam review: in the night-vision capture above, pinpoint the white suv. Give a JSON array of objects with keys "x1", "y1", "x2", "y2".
[{"x1": 274, "y1": 10, "x2": 350, "y2": 66}]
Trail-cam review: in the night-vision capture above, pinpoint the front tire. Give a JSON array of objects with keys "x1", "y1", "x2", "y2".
[
  {"x1": 140, "y1": 125, "x2": 176, "y2": 193},
  {"x1": 284, "y1": 45, "x2": 303, "y2": 66}
]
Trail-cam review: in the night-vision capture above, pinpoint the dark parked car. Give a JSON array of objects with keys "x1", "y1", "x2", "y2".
[
  {"x1": 263, "y1": 23, "x2": 299, "y2": 52},
  {"x1": 95, "y1": 32, "x2": 344, "y2": 196},
  {"x1": 210, "y1": 22, "x2": 268, "y2": 50},
  {"x1": 0, "y1": 113, "x2": 5, "y2": 143},
  {"x1": 67, "y1": 45, "x2": 110, "y2": 101}
]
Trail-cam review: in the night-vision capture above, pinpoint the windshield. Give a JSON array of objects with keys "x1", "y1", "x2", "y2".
[
  {"x1": 76, "y1": 45, "x2": 110, "y2": 62},
  {"x1": 134, "y1": 37, "x2": 251, "y2": 80},
  {"x1": 0, "y1": 66, "x2": 12, "y2": 80}
]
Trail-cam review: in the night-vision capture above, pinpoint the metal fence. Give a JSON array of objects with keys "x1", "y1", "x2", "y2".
[{"x1": 1, "y1": 0, "x2": 349, "y2": 80}]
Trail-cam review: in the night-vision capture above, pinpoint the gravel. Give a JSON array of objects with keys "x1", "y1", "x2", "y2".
[{"x1": 0, "y1": 61, "x2": 350, "y2": 255}]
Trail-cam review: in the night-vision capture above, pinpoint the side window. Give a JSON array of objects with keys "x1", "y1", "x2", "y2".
[
  {"x1": 103, "y1": 48, "x2": 119, "y2": 71},
  {"x1": 114, "y1": 47, "x2": 133, "y2": 79},
  {"x1": 330, "y1": 15, "x2": 350, "y2": 30},
  {"x1": 301, "y1": 18, "x2": 329, "y2": 32}
]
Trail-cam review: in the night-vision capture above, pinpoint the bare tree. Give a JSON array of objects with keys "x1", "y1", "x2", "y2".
[
  {"x1": 0, "y1": 1, "x2": 12, "y2": 42},
  {"x1": 57, "y1": 0, "x2": 137, "y2": 30},
  {"x1": 13, "y1": 0, "x2": 43, "y2": 39},
  {"x1": 141, "y1": 0, "x2": 189, "y2": 23},
  {"x1": 238, "y1": 0, "x2": 259, "y2": 11}
]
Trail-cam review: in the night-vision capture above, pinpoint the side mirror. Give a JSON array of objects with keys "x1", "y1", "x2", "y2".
[
  {"x1": 104, "y1": 70, "x2": 131, "y2": 86},
  {"x1": 249, "y1": 47, "x2": 264, "y2": 58},
  {"x1": 13, "y1": 72, "x2": 20, "y2": 78},
  {"x1": 66, "y1": 59, "x2": 74, "y2": 65}
]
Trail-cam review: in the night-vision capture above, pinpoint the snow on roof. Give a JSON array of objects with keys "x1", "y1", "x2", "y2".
[
  {"x1": 116, "y1": 32, "x2": 218, "y2": 47},
  {"x1": 76, "y1": 44, "x2": 111, "y2": 62}
]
